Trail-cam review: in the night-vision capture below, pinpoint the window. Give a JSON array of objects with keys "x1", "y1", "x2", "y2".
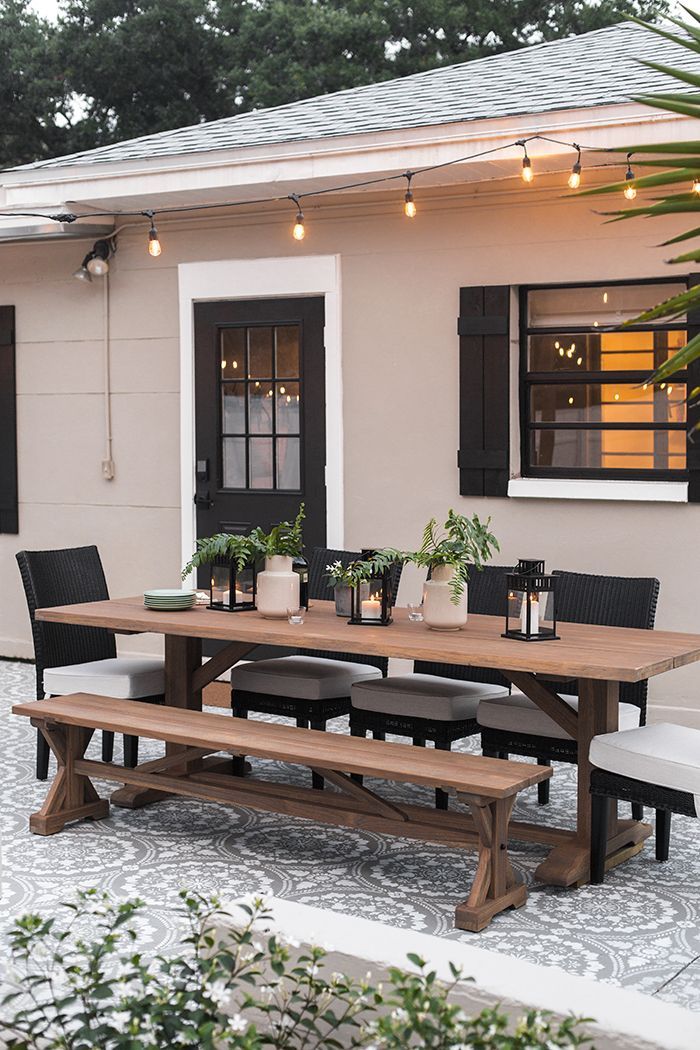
[
  {"x1": 521, "y1": 281, "x2": 690, "y2": 481},
  {"x1": 220, "y1": 324, "x2": 301, "y2": 491}
]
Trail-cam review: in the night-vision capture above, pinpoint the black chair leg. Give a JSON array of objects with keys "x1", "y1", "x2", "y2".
[
  {"x1": 631, "y1": 802, "x2": 644, "y2": 821},
  {"x1": 310, "y1": 719, "x2": 326, "y2": 790},
  {"x1": 123, "y1": 734, "x2": 139, "y2": 768},
  {"x1": 231, "y1": 706, "x2": 248, "y2": 776},
  {"x1": 102, "y1": 730, "x2": 115, "y2": 763},
  {"x1": 350, "y1": 724, "x2": 366, "y2": 783},
  {"x1": 656, "y1": 809, "x2": 671, "y2": 862},
  {"x1": 434, "y1": 738, "x2": 451, "y2": 810},
  {"x1": 372, "y1": 730, "x2": 385, "y2": 741},
  {"x1": 36, "y1": 729, "x2": 50, "y2": 781},
  {"x1": 590, "y1": 793, "x2": 609, "y2": 884},
  {"x1": 537, "y1": 757, "x2": 551, "y2": 805}
]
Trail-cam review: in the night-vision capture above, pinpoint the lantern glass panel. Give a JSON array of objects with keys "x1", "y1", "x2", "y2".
[
  {"x1": 235, "y1": 564, "x2": 256, "y2": 608},
  {"x1": 210, "y1": 564, "x2": 231, "y2": 609},
  {"x1": 504, "y1": 561, "x2": 558, "y2": 641},
  {"x1": 349, "y1": 566, "x2": 393, "y2": 625}
]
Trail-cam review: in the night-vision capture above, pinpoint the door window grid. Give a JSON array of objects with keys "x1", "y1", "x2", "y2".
[
  {"x1": 521, "y1": 281, "x2": 690, "y2": 481},
  {"x1": 220, "y1": 325, "x2": 301, "y2": 491}
]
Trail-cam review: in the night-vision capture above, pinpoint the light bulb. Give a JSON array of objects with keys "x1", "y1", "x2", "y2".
[
  {"x1": 522, "y1": 156, "x2": 534, "y2": 183},
  {"x1": 293, "y1": 211, "x2": 305, "y2": 240},
  {"x1": 693, "y1": 179, "x2": 700, "y2": 195},
  {"x1": 87, "y1": 255, "x2": 109, "y2": 277},
  {"x1": 624, "y1": 183, "x2": 637, "y2": 201},
  {"x1": 148, "y1": 222, "x2": 162, "y2": 257},
  {"x1": 73, "y1": 264, "x2": 92, "y2": 283},
  {"x1": 404, "y1": 189, "x2": 416, "y2": 218},
  {"x1": 624, "y1": 158, "x2": 636, "y2": 200},
  {"x1": 568, "y1": 160, "x2": 581, "y2": 189}
]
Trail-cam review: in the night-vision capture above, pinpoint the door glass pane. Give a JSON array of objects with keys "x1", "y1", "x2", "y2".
[
  {"x1": 221, "y1": 329, "x2": 245, "y2": 378},
  {"x1": 276, "y1": 437, "x2": 300, "y2": 489},
  {"x1": 248, "y1": 383, "x2": 274, "y2": 434},
  {"x1": 530, "y1": 429, "x2": 686, "y2": 471},
  {"x1": 249, "y1": 437, "x2": 274, "y2": 488},
  {"x1": 222, "y1": 437, "x2": 246, "y2": 488},
  {"x1": 248, "y1": 327, "x2": 273, "y2": 378},
  {"x1": 530, "y1": 383, "x2": 686, "y2": 425},
  {"x1": 276, "y1": 326, "x2": 300, "y2": 377},
  {"x1": 276, "y1": 381, "x2": 300, "y2": 434},
  {"x1": 222, "y1": 382, "x2": 246, "y2": 433}
]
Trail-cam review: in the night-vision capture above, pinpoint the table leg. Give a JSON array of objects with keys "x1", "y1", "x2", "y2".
[
  {"x1": 111, "y1": 635, "x2": 203, "y2": 808},
  {"x1": 535, "y1": 678, "x2": 651, "y2": 886}
]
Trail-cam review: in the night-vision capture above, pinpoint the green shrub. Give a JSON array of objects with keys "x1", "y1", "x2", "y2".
[{"x1": 0, "y1": 890, "x2": 593, "y2": 1049}]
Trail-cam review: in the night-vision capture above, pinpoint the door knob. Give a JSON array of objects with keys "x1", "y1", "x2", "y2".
[{"x1": 193, "y1": 492, "x2": 213, "y2": 508}]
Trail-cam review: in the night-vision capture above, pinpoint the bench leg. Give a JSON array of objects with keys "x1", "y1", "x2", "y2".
[
  {"x1": 29, "y1": 722, "x2": 109, "y2": 836},
  {"x1": 454, "y1": 795, "x2": 526, "y2": 932}
]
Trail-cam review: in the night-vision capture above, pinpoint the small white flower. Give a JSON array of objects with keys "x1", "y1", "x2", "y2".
[{"x1": 229, "y1": 1013, "x2": 248, "y2": 1033}]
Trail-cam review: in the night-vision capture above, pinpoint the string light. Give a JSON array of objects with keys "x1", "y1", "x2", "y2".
[
  {"x1": 403, "y1": 173, "x2": 417, "y2": 218},
  {"x1": 624, "y1": 154, "x2": 637, "y2": 201},
  {"x1": 146, "y1": 212, "x2": 161, "y2": 257},
  {"x1": 289, "y1": 194, "x2": 305, "y2": 240},
  {"x1": 518, "y1": 141, "x2": 534, "y2": 183},
  {"x1": 568, "y1": 145, "x2": 582, "y2": 189},
  {"x1": 693, "y1": 179, "x2": 700, "y2": 195}
]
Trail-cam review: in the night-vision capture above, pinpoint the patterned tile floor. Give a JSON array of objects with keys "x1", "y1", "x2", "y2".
[{"x1": 1, "y1": 659, "x2": 699, "y2": 1011}]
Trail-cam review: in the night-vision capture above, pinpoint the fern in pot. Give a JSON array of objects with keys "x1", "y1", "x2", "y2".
[
  {"x1": 250, "y1": 504, "x2": 306, "y2": 619},
  {"x1": 411, "y1": 510, "x2": 499, "y2": 631}
]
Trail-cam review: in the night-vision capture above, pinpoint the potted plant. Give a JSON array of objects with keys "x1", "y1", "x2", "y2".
[
  {"x1": 410, "y1": 510, "x2": 499, "y2": 631},
  {"x1": 325, "y1": 559, "x2": 369, "y2": 616},
  {"x1": 182, "y1": 533, "x2": 261, "y2": 611},
  {"x1": 249, "y1": 504, "x2": 305, "y2": 619}
]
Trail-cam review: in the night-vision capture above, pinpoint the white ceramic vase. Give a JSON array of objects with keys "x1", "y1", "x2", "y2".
[
  {"x1": 256, "y1": 555, "x2": 300, "y2": 619},
  {"x1": 423, "y1": 564, "x2": 468, "y2": 631}
]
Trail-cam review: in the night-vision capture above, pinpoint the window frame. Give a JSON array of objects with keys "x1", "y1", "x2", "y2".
[{"x1": 519, "y1": 277, "x2": 691, "y2": 483}]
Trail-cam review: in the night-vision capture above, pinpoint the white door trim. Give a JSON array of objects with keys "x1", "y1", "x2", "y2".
[{"x1": 178, "y1": 254, "x2": 343, "y2": 572}]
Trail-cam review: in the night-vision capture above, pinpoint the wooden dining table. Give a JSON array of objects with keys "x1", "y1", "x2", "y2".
[{"x1": 36, "y1": 596, "x2": 700, "y2": 887}]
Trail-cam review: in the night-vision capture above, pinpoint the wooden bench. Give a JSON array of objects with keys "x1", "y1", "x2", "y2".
[{"x1": 13, "y1": 693, "x2": 552, "y2": 932}]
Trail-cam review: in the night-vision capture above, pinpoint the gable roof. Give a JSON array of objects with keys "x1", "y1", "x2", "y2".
[{"x1": 17, "y1": 21, "x2": 700, "y2": 171}]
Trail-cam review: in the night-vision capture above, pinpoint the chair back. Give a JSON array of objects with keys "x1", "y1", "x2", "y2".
[
  {"x1": 415, "y1": 564, "x2": 514, "y2": 688},
  {"x1": 552, "y1": 569, "x2": 660, "y2": 716},
  {"x1": 16, "y1": 546, "x2": 116, "y2": 699},
  {"x1": 303, "y1": 546, "x2": 404, "y2": 674}
]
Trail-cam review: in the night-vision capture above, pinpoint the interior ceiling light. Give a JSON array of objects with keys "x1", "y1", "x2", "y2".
[{"x1": 73, "y1": 238, "x2": 111, "y2": 282}]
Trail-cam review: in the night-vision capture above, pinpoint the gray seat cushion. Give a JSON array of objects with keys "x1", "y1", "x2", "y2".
[
  {"x1": 477, "y1": 690, "x2": 641, "y2": 741},
  {"x1": 43, "y1": 656, "x2": 165, "y2": 699},
  {"x1": 230, "y1": 655, "x2": 381, "y2": 701},
  {"x1": 351, "y1": 673, "x2": 510, "y2": 722},
  {"x1": 590, "y1": 723, "x2": 700, "y2": 796}
]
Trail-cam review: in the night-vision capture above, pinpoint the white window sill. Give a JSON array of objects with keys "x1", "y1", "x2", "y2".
[{"x1": 507, "y1": 478, "x2": 688, "y2": 503}]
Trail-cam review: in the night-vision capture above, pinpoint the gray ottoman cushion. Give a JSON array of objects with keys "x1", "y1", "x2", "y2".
[
  {"x1": 230, "y1": 655, "x2": 381, "y2": 701},
  {"x1": 352, "y1": 674, "x2": 509, "y2": 722}
]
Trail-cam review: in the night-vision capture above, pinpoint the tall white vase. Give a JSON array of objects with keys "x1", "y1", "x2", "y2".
[
  {"x1": 423, "y1": 564, "x2": 468, "y2": 631},
  {"x1": 256, "y1": 555, "x2": 300, "y2": 619}
]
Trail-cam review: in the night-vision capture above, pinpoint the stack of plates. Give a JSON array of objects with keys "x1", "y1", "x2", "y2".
[{"x1": 144, "y1": 589, "x2": 197, "y2": 611}]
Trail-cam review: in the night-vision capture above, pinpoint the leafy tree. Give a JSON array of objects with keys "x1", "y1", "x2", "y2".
[{"x1": 0, "y1": 0, "x2": 69, "y2": 168}]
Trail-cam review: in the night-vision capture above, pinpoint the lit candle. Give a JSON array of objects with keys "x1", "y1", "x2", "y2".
[
  {"x1": 521, "y1": 592, "x2": 540, "y2": 634},
  {"x1": 361, "y1": 595, "x2": 382, "y2": 620}
]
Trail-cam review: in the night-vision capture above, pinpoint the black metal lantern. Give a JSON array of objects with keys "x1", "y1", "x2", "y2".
[
  {"x1": 209, "y1": 558, "x2": 257, "y2": 612},
  {"x1": 293, "y1": 555, "x2": 309, "y2": 610},
  {"x1": 503, "y1": 559, "x2": 558, "y2": 641},
  {"x1": 348, "y1": 550, "x2": 393, "y2": 626}
]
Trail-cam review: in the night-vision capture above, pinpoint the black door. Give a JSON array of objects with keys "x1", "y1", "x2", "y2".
[{"x1": 194, "y1": 297, "x2": 327, "y2": 556}]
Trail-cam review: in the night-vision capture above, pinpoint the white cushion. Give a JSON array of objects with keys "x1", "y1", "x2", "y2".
[
  {"x1": 477, "y1": 690, "x2": 641, "y2": 741},
  {"x1": 590, "y1": 723, "x2": 700, "y2": 796},
  {"x1": 44, "y1": 656, "x2": 165, "y2": 700},
  {"x1": 230, "y1": 655, "x2": 381, "y2": 701},
  {"x1": 351, "y1": 673, "x2": 510, "y2": 722}
]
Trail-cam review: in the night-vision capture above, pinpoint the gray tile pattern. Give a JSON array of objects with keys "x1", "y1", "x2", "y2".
[
  {"x1": 15, "y1": 22, "x2": 700, "y2": 171},
  {"x1": 1, "y1": 659, "x2": 698, "y2": 1010}
]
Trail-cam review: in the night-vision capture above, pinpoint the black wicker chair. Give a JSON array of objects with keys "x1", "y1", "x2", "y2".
[
  {"x1": 349, "y1": 564, "x2": 514, "y2": 809},
  {"x1": 478, "y1": 570, "x2": 660, "y2": 814},
  {"x1": 589, "y1": 722, "x2": 700, "y2": 881},
  {"x1": 16, "y1": 546, "x2": 165, "y2": 779},
  {"x1": 231, "y1": 547, "x2": 403, "y2": 789}
]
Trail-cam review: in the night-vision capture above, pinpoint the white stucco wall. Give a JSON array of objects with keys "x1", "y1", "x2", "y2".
[{"x1": 1, "y1": 177, "x2": 698, "y2": 721}]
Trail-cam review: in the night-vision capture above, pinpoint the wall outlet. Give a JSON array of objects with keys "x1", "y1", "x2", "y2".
[{"x1": 101, "y1": 459, "x2": 115, "y2": 480}]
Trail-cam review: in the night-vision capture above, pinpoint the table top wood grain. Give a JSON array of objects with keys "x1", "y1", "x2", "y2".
[{"x1": 36, "y1": 596, "x2": 700, "y2": 683}]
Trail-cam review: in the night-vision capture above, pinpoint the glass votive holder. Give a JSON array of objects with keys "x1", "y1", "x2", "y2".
[
  {"x1": 407, "y1": 602, "x2": 424, "y2": 623},
  {"x1": 287, "y1": 607, "x2": 305, "y2": 625}
]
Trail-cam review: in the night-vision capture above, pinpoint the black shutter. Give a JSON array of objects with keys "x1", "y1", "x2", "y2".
[
  {"x1": 687, "y1": 274, "x2": 700, "y2": 503},
  {"x1": 457, "y1": 286, "x2": 510, "y2": 497},
  {"x1": 0, "y1": 306, "x2": 18, "y2": 533}
]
